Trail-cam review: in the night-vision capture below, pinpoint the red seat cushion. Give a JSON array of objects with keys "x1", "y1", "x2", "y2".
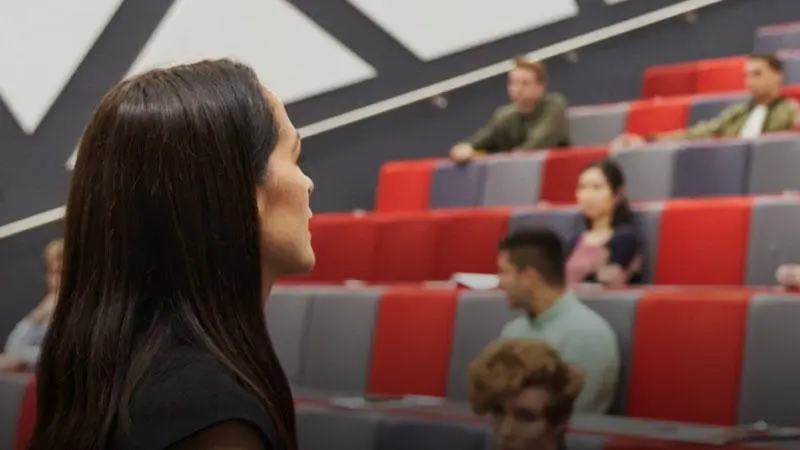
[
  {"x1": 626, "y1": 97, "x2": 690, "y2": 136},
  {"x1": 432, "y1": 208, "x2": 511, "y2": 280},
  {"x1": 540, "y1": 146, "x2": 609, "y2": 205},
  {"x1": 306, "y1": 213, "x2": 379, "y2": 281},
  {"x1": 368, "y1": 288, "x2": 459, "y2": 396},
  {"x1": 375, "y1": 159, "x2": 439, "y2": 213},
  {"x1": 625, "y1": 290, "x2": 750, "y2": 425},
  {"x1": 642, "y1": 62, "x2": 698, "y2": 99},
  {"x1": 371, "y1": 212, "x2": 443, "y2": 282},
  {"x1": 782, "y1": 84, "x2": 800, "y2": 103},
  {"x1": 14, "y1": 376, "x2": 36, "y2": 450},
  {"x1": 655, "y1": 197, "x2": 752, "y2": 285},
  {"x1": 695, "y1": 56, "x2": 747, "y2": 95}
]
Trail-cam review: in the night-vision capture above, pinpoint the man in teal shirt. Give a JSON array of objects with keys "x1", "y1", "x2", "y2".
[{"x1": 496, "y1": 229, "x2": 620, "y2": 414}]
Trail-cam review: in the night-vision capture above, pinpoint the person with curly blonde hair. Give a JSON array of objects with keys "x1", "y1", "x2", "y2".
[{"x1": 469, "y1": 339, "x2": 584, "y2": 450}]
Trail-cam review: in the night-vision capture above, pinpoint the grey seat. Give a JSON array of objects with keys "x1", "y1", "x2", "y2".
[
  {"x1": 564, "y1": 433, "x2": 609, "y2": 450},
  {"x1": 0, "y1": 373, "x2": 32, "y2": 450},
  {"x1": 376, "y1": 416, "x2": 490, "y2": 450},
  {"x1": 745, "y1": 197, "x2": 800, "y2": 285},
  {"x1": 754, "y1": 27, "x2": 800, "y2": 52},
  {"x1": 632, "y1": 202, "x2": 664, "y2": 284},
  {"x1": 266, "y1": 287, "x2": 315, "y2": 383},
  {"x1": 672, "y1": 140, "x2": 750, "y2": 198},
  {"x1": 446, "y1": 291, "x2": 522, "y2": 400},
  {"x1": 508, "y1": 206, "x2": 581, "y2": 243},
  {"x1": 568, "y1": 103, "x2": 629, "y2": 146},
  {"x1": 688, "y1": 93, "x2": 748, "y2": 125},
  {"x1": 299, "y1": 288, "x2": 382, "y2": 394},
  {"x1": 739, "y1": 293, "x2": 800, "y2": 426},
  {"x1": 480, "y1": 153, "x2": 544, "y2": 207},
  {"x1": 747, "y1": 135, "x2": 800, "y2": 195},
  {"x1": 783, "y1": 56, "x2": 800, "y2": 84},
  {"x1": 296, "y1": 405, "x2": 381, "y2": 450},
  {"x1": 611, "y1": 144, "x2": 679, "y2": 201},
  {"x1": 429, "y1": 160, "x2": 487, "y2": 209},
  {"x1": 577, "y1": 290, "x2": 642, "y2": 415}
]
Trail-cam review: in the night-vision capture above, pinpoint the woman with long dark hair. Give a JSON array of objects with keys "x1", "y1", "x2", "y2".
[
  {"x1": 565, "y1": 159, "x2": 643, "y2": 286},
  {"x1": 28, "y1": 59, "x2": 313, "y2": 450}
]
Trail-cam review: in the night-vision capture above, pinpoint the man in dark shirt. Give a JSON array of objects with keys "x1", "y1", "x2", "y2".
[{"x1": 450, "y1": 57, "x2": 570, "y2": 163}]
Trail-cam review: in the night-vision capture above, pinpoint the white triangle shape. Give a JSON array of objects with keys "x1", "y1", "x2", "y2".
[
  {"x1": 127, "y1": 0, "x2": 377, "y2": 104},
  {"x1": 0, "y1": 0, "x2": 124, "y2": 134}
]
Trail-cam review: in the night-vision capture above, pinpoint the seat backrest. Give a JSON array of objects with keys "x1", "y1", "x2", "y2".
[
  {"x1": 446, "y1": 290, "x2": 521, "y2": 400},
  {"x1": 568, "y1": 104, "x2": 629, "y2": 146},
  {"x1": 655, "y1": 197, "x2": 752, "y2": 285},
  {"x1": 432, "y1": 209, "x2": 510, "y2": 281},
  {"x1": 376, "y1": 416, "x2": 489, "y2": 450},
  {"x1": 611, "y1": 144, "x2": 680, "y2": 202},
  {"x1": 739, "y1": 293, "x2": 800, "y2": 425},
  {"x1": 631, "y1": 203, "x2": 664, "y2": 284},
  {"x1": 754, "y1": 24, "x2": 800, "y2": 52},
  {"x1": 688, "y1": 93, "x2": 749, "y2": 125},
  {"x1": 672, "y1": 140, "x2": 751, "y2": 198},
  {"x1": 748, "y1": 134, "x2": 800, "y2": 195},
  {"x1": 300, "y1": 288, "x2": 382, "y2": 394},
  {"x1": 745, "y1": 197, "x2": 800, "y2": 285},
  {"x1": 369, "y1": 288, "x2": 459, "y2": 397},
  {"x1": 508, "y1": 206, "x2": 581, "y2": 244},
  {"x1": 694, "y1": 57, "x2": 747, "y2": 94},
  {"x1": 480, "y1": 154, "x2": 544, "y2": 207},
  {"x1": 308, "y1": 214, "x2": 379, "y2": 281},
  {"x1": 626, "y1": 290, "x2": 750, "y2": 425},
  {"x1": 564, "y1": 432, "x2": 609, "y2": 450},
  {"x1": 296, "y1": 405, "x2": 381, "y2": 450},
  {"x1": 641, "y1": 62, "x2": 698, "y2": 98},
  {"x1": 625, "y1": 97, "x2": 690, "y2": 136},
  {"x1": 784, "y1": 56, "x2": 800, "y2": 84},
  {"x1": 540, "y1": 146, "x2": 609, "y2": 204},
  {"x1": 266, "y1": 288, "x2": 315, "y2": 383},
  {"x1": 577, "y1": 290, "x2": 642, "y2": 415},
  {"x1": 429, "y1": 161, "x2": 487, "y2": 209},
  {"x1": 0, "y1": 373, "x2": 32, "y2": 450},
  {"x1": 372, "y1": 213, "x2": 441, "y2": 283},
  {"x1": 375, "y1": 159, "x2": 437, "y2": 213}
]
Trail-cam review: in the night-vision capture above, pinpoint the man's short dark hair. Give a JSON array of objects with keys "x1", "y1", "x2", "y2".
[
  {"x1": 749, "y1": 53, "x2": 784, "y2": 72},
  {"x1": 498, "y1": 228, "x2": 565, "y2": 285}
]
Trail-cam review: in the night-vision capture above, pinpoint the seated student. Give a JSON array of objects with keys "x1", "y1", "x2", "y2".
[
  {"x1": 615, "y1": 53, "x2": 800, "y2": 148},
  {"x1": 565, "y1": 160, "x2": 643, "y2": 286},
  {"x1": 497, "y1": 229, "x2": 620, "y2": 414},
  {"x1": 0, "y1": 238, "x2": 62, "y2": 372},
  {"x1": 450, "y1": 57, "x2": 570, "y2": 163},
  {"x1": 469, "y1": 339, "x2": 583, "y2": 450}
]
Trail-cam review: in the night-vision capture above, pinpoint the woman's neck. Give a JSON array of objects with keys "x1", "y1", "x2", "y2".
[{"x1": 590, "y1": 215, "x2": 613, "y2": 231}]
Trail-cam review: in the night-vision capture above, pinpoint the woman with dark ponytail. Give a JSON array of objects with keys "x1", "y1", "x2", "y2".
[
  {"x1": 29, "y1": 59, "x2": 314, "y2": 450},
  {"x1": 565, "y1": 159, "x2": 643, "y2": 286}
]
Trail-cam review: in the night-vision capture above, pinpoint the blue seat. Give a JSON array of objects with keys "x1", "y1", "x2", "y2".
[
  {"x1": 745, "y1": 197, "x2": 800, "y2": 285},
  {"x1": 784, "y1": 56, "x2": 800, "y2": 84},
  {"x1": 754, "y1": 25, "x2": 800, "y2": 52},
  {"x1": 672, "y1": 140, "x2": 750, "y2": 198},
  {"x1": 747, "y1": 135, "x2": 800, "y2": 195},
  {"x1": 508, "y1": 206, "x2": 581, "y2": 244},
  {"x1": 429, "y1": 161, "x2": 487, "y2": 209},
  {"x1": 632, "y1": 203, "x2": 664, "y2": 284},
  {"x1": 688, "y1": 93, "x2": 748, "y2": 125},
  {"x1": 480, "y1": 153, "x2": 544, "y2": 207},
  {"x1": 299, "y1": 288, "x2": 382, "y2": 394}
]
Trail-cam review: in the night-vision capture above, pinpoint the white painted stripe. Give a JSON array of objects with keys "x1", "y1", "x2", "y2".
[
  {"x1": 297, "y1": 0, "x2": 728, "y2": 138},
  {"x1": 0, "y1": 0, "x2": 728, "y2": 240},
  {"x1": 0, "y1": 206, "x2": 65, "y2": 240}
]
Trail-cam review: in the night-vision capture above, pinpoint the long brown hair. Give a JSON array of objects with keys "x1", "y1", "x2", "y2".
[{"x1": 29, "y1": 60, "x2": 296, "y2": 449}]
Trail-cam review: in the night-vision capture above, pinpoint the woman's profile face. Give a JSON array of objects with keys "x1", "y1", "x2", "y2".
[
  {"x1": 255, "y1": 90, "x2": 315, "y2": 276},
  {"x1": 576, "y1": 167, "x2": 615, "y2": 221}
]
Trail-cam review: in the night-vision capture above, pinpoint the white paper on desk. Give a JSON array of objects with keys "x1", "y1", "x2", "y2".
[{"x1": 450, "y1": 273, "x2": 499, "y2": 290}]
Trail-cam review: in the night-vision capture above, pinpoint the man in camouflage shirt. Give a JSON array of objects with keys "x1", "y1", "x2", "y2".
[
  {"x1": 617, "y1": 53, "x2": 800, "y2": 147},
  {"x1": 450, "y1": 57, "x2": 570, "y2": 163}
]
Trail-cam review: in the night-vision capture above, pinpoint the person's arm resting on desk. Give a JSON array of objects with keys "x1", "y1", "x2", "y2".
[{"x1": 450, "y1": 111, "x2": 501, "y2": 162}]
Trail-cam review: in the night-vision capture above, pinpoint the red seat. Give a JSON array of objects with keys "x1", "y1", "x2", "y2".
[
  {"x1": 432, "y1": 208, "x2": 511, "y2": 281},
  {"x1": 655, "y1": 197, "x2": 752, "y2": 285},
  {"x1": 305, "y1": 213, "x2": 378, "y2": 281},
  {"x1": 625, "y1": 290, "x2": 750, "y2": 425},
  {"x1": 642, "y1": 62, "x2": 698, "y2": 98},
  {"x1": 782, "y1": 84, "x2": 800, "y2": 103},
  {"x1": 540, "y1": 146, "x2": 609, "y2": 204},
  {"x1": 371, "y1": 212, "x2": 442, "y2": 282},
  {"x1": 695, "y1": 56, "x2": 747, "y2": 95},
  {"x1": 368, "y1": 287, "x2": 459, "y2": 396},
  {"x1": 626, "y1": 97, "x2": 690, "y2": 136},
  {"x1": 14, "y1": 376, "x2": 36, "y2": 450},
  {"x1": 375, "y1": 159, "x2": 439, "y2": 213}
]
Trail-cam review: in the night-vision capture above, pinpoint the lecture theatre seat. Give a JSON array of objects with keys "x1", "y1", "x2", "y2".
[
  {"x1": 694, "y1": 56, "x2": 747, "y2": 95},
  {"x1": 304, "y1": 213, "x2": 379, "y2": 282},
  {"x1": 642, "y1": 61, "x2": 698, "y2": 98},
  {"x1": 568, "y1": 103, "x2": 629, "y2": 146},
  {"x1": 480, "y1": 153, "x2": 543, "y2": 207},
  {"x1": 375, "y1": 158, "x2": 438, "y2": 213},
  {"x1": 372, "y1": 212, "x2": 442, "y2": 282},
  {"x1": 0, "y1": 373, "x2": 35, "y2": 450},
  {"x1": 672, "y1": 140, "x2": 750, "y2": 198},
  {"x1": 754, "y1": 22, "x2": 800, "y2": 53},
  {"x1": 625, "y1": 97, "x2": 690, "y2": 137},
  {"x1": 687, "y1": 92, "x2": 748, "y2": 125},
  {"x1": 744, "y1": 196, "x2": 800, "y2": 285},
  {"x1": 431, "y1": 208, "x2": 510, "y2": 281},
  {"x1": 540, "y1": 146, "x2": 609, "y2": 204}
]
